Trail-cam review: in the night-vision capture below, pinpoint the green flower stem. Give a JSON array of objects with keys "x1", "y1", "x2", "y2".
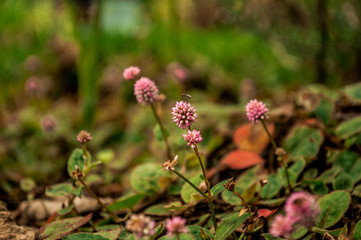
[
  {"x1": 78, "y1": 178, "x2": 120, "y2": 222},
  {"x1": 260, "y1": 119, "x2": 277, "y2": 150},
  {"x1": 81, "y1": 143, "x2": 90, "y2": 167},
  {"x1": 193, "y1": 146, "x2": 211, "y2": 195},
  {"x1": 208, "y1": 200, "x2": 218, "y2": 230},
  {"x1": 232, "y1": 190, "x2": 249, "y2": 210},
  {"x1": 260, "y1": 119, "x2": 292, "y2": 192},
  {"x1": 170, "y1": 169, "x2": 207, "y2": 198},
  {"x1": 282, "y1": 160, "x2": 293, "y2": 193},
  {"x1": 170, "y1": 169, "x2": 218, "y2": 230},
  {"x1": 150, "y1": 103, "x2": 172, "y2": 160}
]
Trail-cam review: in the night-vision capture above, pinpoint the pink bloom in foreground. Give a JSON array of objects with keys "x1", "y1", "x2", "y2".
[
  {"x1": 183, "y1": 130, "x2": 202, "y2": 148},
  {"x1": 166, "y1": 216, "x2": 188, "y2": 237},
  {"x1": 134, "y1": 77, "x2": 159, "y2": 105},
  {"x1": 77, "y1": 130, "x2": 92, "y2": 143},
  {"x1": 245, "y1": 99, "x2": 269, "y2": 124},
  {"x1": 285, "y1": 191, "x2": 320, "y2": 227},
  {"x1": 126, "y1": 214, "x2": 155, "y2": 240},
  {"x1": 123, "y1": 66, "x2": 140, "y2": 80},
  {"x1": 171, "y1": 101, "x2": 198, "y2": 129},
  {"x1": 270, "y1": 215, "x2": 294, "y2": 239}
]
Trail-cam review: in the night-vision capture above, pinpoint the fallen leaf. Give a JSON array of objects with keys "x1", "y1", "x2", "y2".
[
  {"x1": 220, "y1": 150, "x2": 264, "y2": 170},
  {"x1": 256, "y1": 208, "x2": 278, "y2": 219},
  {"x1": 233, "y1": 123, "x2": 275, "y2": 153}
]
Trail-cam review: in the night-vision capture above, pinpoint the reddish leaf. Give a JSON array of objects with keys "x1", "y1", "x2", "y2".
[
  {"x1": 256, "y1": 208, "x2": 278, "y2": 219},
  {"x1": 233, "y1": 123, "x2": 275, "y2": 153},
  {"x1": 38, "y1": 213, "x2": 93, "y2": 239},
  {"x1": 220, "y1": 150, "x2": 264, "y2": 170}
]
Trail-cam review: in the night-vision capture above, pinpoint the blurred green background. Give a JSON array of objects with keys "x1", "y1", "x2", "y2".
[{"x1": 1, "y1": 0, "x2": 360, "y2": 207}]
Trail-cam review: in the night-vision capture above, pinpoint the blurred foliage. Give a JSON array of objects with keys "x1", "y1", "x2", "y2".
[{"x1": 1, "y1": 0, "x2": 361, "y2": 212}]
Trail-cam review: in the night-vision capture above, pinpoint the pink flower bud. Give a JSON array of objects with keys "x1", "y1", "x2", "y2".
[
  {"x1": 183, "y1": 130, "x2": 202, "y2": 148},
  {"x1": 123, "y1": 66, "x2": 141, "y2": 80},
  {"x1": 171, "y1": 101, "x2": 198, "y2": 129},
  {"x1": 166, "y1": 216, "x2": 188, "y2": 237},
  {"x1": 245, "y1": 99, "x2": 269, "y2": 124},
  {"x1": 134, "y1": 77, "x2": 159, "y2": 105}
]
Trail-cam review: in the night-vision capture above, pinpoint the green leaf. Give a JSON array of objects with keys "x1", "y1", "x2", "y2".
[
  {"x1": 158, "y1": 233, "x2": 196, "y2": 240},
  {"x1": 187, "y1": 225, "x2": 213, "y2": 240},
  {"x1": 108, "y1": 193, "x2": 145, "y2": 211},
  {"x1": 334, "y1": 150, "x2": 358, "y2": 173},
  {"x1": 46, "y1": 183, "x2": 73, "y2": 197},
  {"x1": 63, "y1": 233, "x2": 108, "y2": 240},
  {"x1": 317, "y1": 191, "x2": 351, "y2": 228},
  {"x1": 303, "y1": 180, "x2": 328, "y2": 195},
  {"x1": 260, "y1": 174, "x2": 283, "y2": 199},
  {"x1": 284, "y1": 126, "x2": 323, "y2": 160},
  {"x1": 67, "y1": 149, "x2": 86, "y2": 179},
  {"x1": 84, "y1": 160, "x2": 102, "y2": 175},
  {"x1": 332, "y1": 170, "x2": 354, "y2": 190},
  {"x1": 181, "y1": 175, "x2": 203, "y2": 203},
  {"x1": 339, "y1": 224, "x2": 348, "y2": 240},
  {"x1": 154, "y1": 125, "x2": 169, "y2": 142},
  {"x1": 280, "y1": 158, "x2": 305, "y2": 185},
  {"x1": 211, "y1": 180, "x2": 228, "y2": 196},
  {"x1": 222, "y1": 166, "x2": 259, "y2": 205},
  {"x1": 349, "y1": 159, "x2": 361, "y2": 184},
  {"x1": 144, "y1": 203, "x2": 171, "y2": 216},
  {"x1": 291, "y1": 226, "x2": 308, "y2": 239},
  {"x1": 302, "y1": 168, "x2": 318, "y2": 180},
  {"x1": 261, "y1": 233, "x2": 287, "y2": 240},
  {"x1": 58, "y1": 204, "x2": 74, "y2": 216},
  {"x1": 242, "y1": 182, "x2": 258, "y2": 203},
  {"x1": 354, "y1": 220, "x2": 361, "y2": 240},
  {"x1": 38, "y1": 213, "x2": 92, "y2": 239},
  {"x1": 311, "y1": 227, "x2": 342, "y2": 238},
  {"x1": 317, "y1": 166, "x2": 341, "y2": 184},
  {"x1": 94, "y1": 225, "x2": 122, "y2": 240},
  {"x1": 72, "y1": 186, "x2": 83, "y2": 198},
  {"x1": 353, "y1": 184, "x2": 361, "y2": 198},
  {"x1": 258, "y1": 198, "x2": 286, "y2": 207},
  {"x1": 312, "y1": 99, "x2": 334, "y2": 124},
  {"x1": 336, "y1": 116, "x2": 361, "y2": 139},
  {"x1": 214, "y1": 212, "x2": 252, "y2": 240},
  {"x1": 344, "y1": 82, "x2": 361, "y2": 103},
  {"x1": 130, "y1": 163, "x2": 171, "y2": 196}
]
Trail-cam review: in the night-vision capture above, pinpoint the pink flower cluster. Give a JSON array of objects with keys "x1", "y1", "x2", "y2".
[
  {"x1": 134, "y1": 77, "x2": 159, "y2": 105},
  {"x1": 166, "y1": 216, "x2": 188, "y2": 237},
  {"x1": 171, "y1": 101, "x2": 198, "y2": 129},
  {"x1": 270, "y1": 192, "x2": 320, "y2": 238},
  {"x1": 126, "y1": 214, "x2": 155, "y2": 240},
  {"x1": 183, "y1": 130, "x2": 202, "y2": 148},
  {"x1": 123, "y1": 66, "x2": 140, "y2": 80},
  {"x1": 245, "y1": 99, "x2": 269, "y2": 124}
]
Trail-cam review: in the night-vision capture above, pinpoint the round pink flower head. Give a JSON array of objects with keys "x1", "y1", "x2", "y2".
[
  {"x1": 285, "y1": 191, "x2": 320, "y2": 227},
  {"x1": 183, "y1": 130, "x2": 202, "y2": 148},
  {"x1": 126, "y1": 214, "x2": 155, "y2": 240},
  {"x1": 171, "y1": 101, "x2": 198, "y2": 129},
  {"x1": 40, "y1": 115, "x2": 57, "y2": 133},
  {"x1": 123, "y1": 66, "x2": 140, "y2": 80},
  {"x1": 166, "y1": 216, "x2": 188, "y2": 237},
  {"x1": 77, "y1": 130, "x2": 92, "y2": 144},
  {"x1": 245, "y1": 99, "x2": 269, "y2": 124},
  {"x1": 134, "y1": 77, "x2": 159, "y2": 105},
  {"x1": 270, "y1": 215, "x2": 294, "y2": 239}
]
